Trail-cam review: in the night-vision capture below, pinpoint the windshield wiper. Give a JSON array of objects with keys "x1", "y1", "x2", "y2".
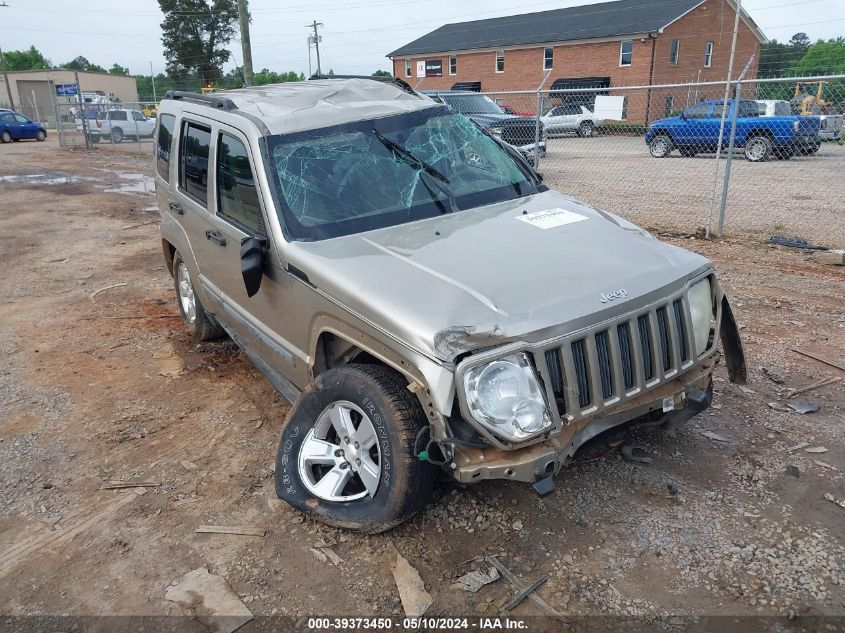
[{"x1": 373, "y1": 130, "x2": 458, "y2": 213}]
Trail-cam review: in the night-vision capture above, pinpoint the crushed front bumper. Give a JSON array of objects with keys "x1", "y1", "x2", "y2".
[{"x1": 451, "y1": 356, "x2": 716, "y2": 484}]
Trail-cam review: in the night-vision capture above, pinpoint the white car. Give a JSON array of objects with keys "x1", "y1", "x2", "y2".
[
  {"x1": 541, "y1": 104, "x2": 604, "y2": 137},
  {"x1": 75, "y1": 109, "x2": 155, "y2": 144}
]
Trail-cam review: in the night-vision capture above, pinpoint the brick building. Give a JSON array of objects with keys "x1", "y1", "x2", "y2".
[{"x1": 387, "y1": 0, "x2": 766, "y2": 122}]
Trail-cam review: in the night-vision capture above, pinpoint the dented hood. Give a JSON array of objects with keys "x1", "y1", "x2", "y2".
[{"x1": 288, "y1": 190, "x2": 711, "y2": 362}]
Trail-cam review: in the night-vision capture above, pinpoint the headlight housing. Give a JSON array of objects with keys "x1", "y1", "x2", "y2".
[
  {"x1": 488, "y1": 126, "x2": 503, "y2": 138},
  {"x1": 463, "y1": 353, "x2": 553, "y2": 443},
  {"x1": 688, "y1": 278, "x2": 715, "y2": 356}
]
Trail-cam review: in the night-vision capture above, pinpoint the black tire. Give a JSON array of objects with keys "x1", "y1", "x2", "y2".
[
  {"x1": 172, "y1": 251, "x2": 224, "y2": 342},
  {"x1": 276, "y1": 364, "x2": 436, "y2": 534},
  {"x1": 679, "y1": 147, "x2": 697, "y2": 157},
  {"x1": 797, "y1": 141, "x2": 820, "y2": 156},
  {"x1": 35, "y1": 130, "x2": 46, "y2": 142},
  {"x1": 577, "y1": 120, "x2": 595, "y2": 138},
  {"x1": 111, "y1": 127, "x2": 123, "y2": 144},
  {"x1": 89, "y1": 134, "x2": 101, "y2": 144},
  {"x1": 649, "y1": 134, "x2": 673, "y2": 158},
  {"x1": 774, "y1": 146, "x2": 794, "y2": 160},
  {"x1": 0, "y1": 131, "x2": 10, "y2": 143},
  {"x1": 744, "y1": 135, "x2": 772, "y2": 162}
]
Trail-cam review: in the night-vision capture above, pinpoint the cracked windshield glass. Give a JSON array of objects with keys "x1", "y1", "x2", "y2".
[{"x1": 268, "y1": 108, "x2": 534, "y2": 239}]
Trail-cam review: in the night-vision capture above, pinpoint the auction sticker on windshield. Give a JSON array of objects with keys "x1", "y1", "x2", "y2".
[{"x1": 516, "y1": 208, "x2": 588, "y2": 229}]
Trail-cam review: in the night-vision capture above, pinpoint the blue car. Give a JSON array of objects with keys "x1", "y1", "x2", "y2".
[
  {"x1": 0, "y1": 111, "x2": 47, "y2": 143},
  {"x1": 645, "y1": 99, "x2": 820, "y2": 162}
]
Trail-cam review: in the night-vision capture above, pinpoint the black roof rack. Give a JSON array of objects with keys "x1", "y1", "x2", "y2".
[
  {"x1": 163, "y1": 90, "x2": 238, "y2": 111},
  {"x1": 307, "y1": 74, "x2": 418, "y2": 96}
]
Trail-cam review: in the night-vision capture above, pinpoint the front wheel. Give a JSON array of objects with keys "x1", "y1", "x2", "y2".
[
  {"x1": 577, "y1": 121, "x2": 595, "y2": 138},
  {"x1": 35, "y1": 130, "x2": 46, "y2": 142},
  {"x1": 744, "y1": 135, "x2": 772, "y2": 162},
  {"x1": 649, "y1": 134, "x2": 673, "y2": 158},
  {"x1": 276, "y1": 364, "x2": 436, "y2": 533},
  {"x1": 0, "y1": 131, "x2": 11, "y2": 143}
]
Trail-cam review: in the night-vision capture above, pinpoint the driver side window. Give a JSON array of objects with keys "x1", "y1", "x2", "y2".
[{"x1": 684, "y1": 103, "x2": 711, "y2": 119}]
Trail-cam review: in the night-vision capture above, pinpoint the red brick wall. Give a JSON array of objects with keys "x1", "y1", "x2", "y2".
[{"x1": 391, "y1": 0, "x2": 763, "y2": 122}]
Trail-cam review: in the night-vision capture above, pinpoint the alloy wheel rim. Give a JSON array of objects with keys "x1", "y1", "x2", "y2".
[
  {"x1": 297, "y1": 400, "x2": 382, "y2": 502},
  {"x1": 747, "y1": 139, "x2": 766, "y2": 160},
  {"x1": 177, "y1": 263, "x2": 196, "y2": 324},
  {"x1": 653, "y1": 138, "x2": 667, "y2": 156}
]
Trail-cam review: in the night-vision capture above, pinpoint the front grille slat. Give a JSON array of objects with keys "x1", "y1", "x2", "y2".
[
  {"x1": 571, "y1": 339, "x2": 591, "y2": 409},
  {"x1": 544, "y1": 348, "x2": 567, "y2": 415},
  {"x1": 673, "y1": 300, "x2": 689, "y2": 363},
  {"x1": 595, "y1": 331, "x2": 614, "y2": 400},
  {"x1": 637, "y1": 315, "x2": 654, "y2": 382},
  {"x1": 617, "y1": 322, "x2": 635, "y2": 390},
  {"x1": 656, "y1": 307, "x2": 672, "y2": 372}
]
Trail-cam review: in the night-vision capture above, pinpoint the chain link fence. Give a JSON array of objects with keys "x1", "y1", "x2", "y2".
[
  {"x1": 51, "y1": 95, "x2": 156, "y2": 155},
  {"x1": 433, "y1": 74, "x2": 845, "y2": 244}
]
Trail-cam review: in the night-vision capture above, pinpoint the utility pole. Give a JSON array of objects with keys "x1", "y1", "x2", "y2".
[
  {"x1": 307, "y1": 20, "x2": 323, "y2": 76},
  {"x1": 237, "y1": 0, "x2": 254, "y2": 86},
  {"x1": 150, "y1": 61, "x2": 157, "y2": 103},
  {"x1": 0, "y1": 3, "x2": 14, "y2": 111}
]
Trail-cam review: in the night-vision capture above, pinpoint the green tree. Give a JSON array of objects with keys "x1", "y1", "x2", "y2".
[
  {"x1": 792, "y1": 37, "x2": 845, "y2": 76},
  {"x1": 758, "y1": 32, "x2": 810, "y2": 78},
  {"x1": 63, "y1": 56, "x2": 107, "y2": 73},
  {"x1": 158, "y1": 0, "x2": 238, "y2": 85},
  {"x1": 372, "y1": 69, "x2": 391, "y2": 77},
  {"x1": 1, "y1": 45, "x2": 52, "y2": 71},
  {"x1": 109, "y1": 63, "x2": 130, "y2": 75}
]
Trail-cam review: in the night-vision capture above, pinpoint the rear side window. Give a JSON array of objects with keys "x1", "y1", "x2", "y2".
[
  {"x1": 216, "y1": 133, "x2": 264, "y2": 235},
  {"x1": 179, "y1": 121, "x2": 211, "y2": 206},
  {"x1": 739, "y1": 101, "x2": 759, "y2": 117},
  {"x1": 156, "y1": 114, "x2": 175, "y2": 181},
  {"x1": 110, "y1": 111, "x2": 127, "y2": 121}
]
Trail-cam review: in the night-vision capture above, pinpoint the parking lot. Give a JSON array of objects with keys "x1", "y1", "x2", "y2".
[
  {"x1": 1, "y1": 140, "x2": 843, "y2": 623},
  {"x1": 540, "y1": 134, "x2": 845, "y2": 245}
]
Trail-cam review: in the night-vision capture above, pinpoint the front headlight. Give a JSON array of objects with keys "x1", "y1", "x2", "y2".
[
  {"x1": 488, "y1": 126, "x2": 503, "y2": 138},
  {"x1": 463, "y1": 353, "x2": 552, "y2": 442},
  {"x1": 688, "y1": 278, "x2": 715, "y2": 356}
]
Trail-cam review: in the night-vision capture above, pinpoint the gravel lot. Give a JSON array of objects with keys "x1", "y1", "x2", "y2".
[
  {"x1": 0, "y1": 140, "x2": 843, "y2": 626},
  {"x1": 541, "y1": 135, "x2": 845, "y2": 246}
]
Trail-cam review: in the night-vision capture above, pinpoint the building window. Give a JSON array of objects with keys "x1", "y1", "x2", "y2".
[
  {"x1": 543, "y1": 47, "x2": 553, "y2": 70},
  {"x1": 495, "y1": 50, "x2": 505, "y2": 73},
  {"x1": 449, "y1": 55, "x2": 457, "y2": 75},
  {"x1": 704, "y1": 42, "x2": 713, "y2": 68},
  {"x1": 404, "y1": 59, "x2": 411, "y2": 77},
  {"x1": 665, "y1": 95, "x2": 674, "y2": 117},
  {"x1": 619, "y1": 40, "x2": 633, "y2": 66},
  {"x1": 670, "y1": 39, "x2": 680, "y2": 66}
]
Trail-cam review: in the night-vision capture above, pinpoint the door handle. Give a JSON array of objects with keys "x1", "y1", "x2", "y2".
[
  {"x1": 205, "y1": 229, "x2": 227, "y2": 246},
  {"x1": 168, "y1": 201, "x2": 183, "y2": 215}
]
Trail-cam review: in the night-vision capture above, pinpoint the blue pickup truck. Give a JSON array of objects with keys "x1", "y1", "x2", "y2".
[{"x1": 645, "y1": 99, "x2": 820, "y2": 162}]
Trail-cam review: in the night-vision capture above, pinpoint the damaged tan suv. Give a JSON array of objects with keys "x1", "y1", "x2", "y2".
[{"x1": 154, "y1": 78, "x2": 746, "y2": 533}]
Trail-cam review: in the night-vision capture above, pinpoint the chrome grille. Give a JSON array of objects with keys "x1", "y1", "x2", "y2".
[{"x1": 537, "y1": 292, "x2": 698, "y2": 421}]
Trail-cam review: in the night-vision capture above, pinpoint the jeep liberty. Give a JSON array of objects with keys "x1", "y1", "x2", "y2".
[{"x1": 154, "y1": 78, "x2": 746, "y2": 533}]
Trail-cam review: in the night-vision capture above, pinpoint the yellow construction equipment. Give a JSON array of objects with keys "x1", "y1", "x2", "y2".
[{"x1": 792, "y1": 81, "x2": 832, "y2": 115}]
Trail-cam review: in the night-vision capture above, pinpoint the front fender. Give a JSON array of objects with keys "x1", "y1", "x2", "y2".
[{"x1": 720, "y1": 296, "x2": 747, "y2": 384}]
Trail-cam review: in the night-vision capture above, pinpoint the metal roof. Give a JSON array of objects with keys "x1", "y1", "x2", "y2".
[
  {"x1": 165, "y1": 79, "x2": 440, "y2": 135},
  {"x1": 389, "y1": 0, "x2": 721, "y2": 57}
]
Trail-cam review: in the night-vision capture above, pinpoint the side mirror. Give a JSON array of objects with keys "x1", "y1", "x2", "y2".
[{"x1": 240, "y1": 236, "x2": 266, "y2": 298}]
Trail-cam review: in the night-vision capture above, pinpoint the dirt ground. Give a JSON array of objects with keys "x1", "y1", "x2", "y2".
[{"x1": 1, "y1": 140, "x2": 844, "y2": 625}]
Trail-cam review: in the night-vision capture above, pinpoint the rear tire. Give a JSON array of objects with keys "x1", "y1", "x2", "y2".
[
  {"x1": 744, "y1": 135, "x2": 772, "y2": 162},
  {"x1": 577, "y1": 121, "x2": 595, "y2": 138},
  {"x1": 649, "y1": 134, "x2": 673, "y2": 158},
  {"x1": 111, "y1": 127, "x2": 123, "y2": 144},
  {"x1": 172, "y1": 251, "x2": 224, "y2": 342},
  {"x1": 276, "y1": 364, "x2": 436, "y2": 534}
]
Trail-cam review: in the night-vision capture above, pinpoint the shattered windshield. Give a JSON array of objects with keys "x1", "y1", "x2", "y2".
[{"x1": 266, "y1": 107, "x2": 535, "y2": 240}]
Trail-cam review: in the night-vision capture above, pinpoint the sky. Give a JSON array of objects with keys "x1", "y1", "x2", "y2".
[{"x1": 2, "y1": 0, "x2": 844, "y2": 78}]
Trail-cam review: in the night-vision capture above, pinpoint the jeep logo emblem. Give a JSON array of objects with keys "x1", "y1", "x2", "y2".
[{"x1": 600, "y1": 289, "x2": 628, "y2": 303}]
